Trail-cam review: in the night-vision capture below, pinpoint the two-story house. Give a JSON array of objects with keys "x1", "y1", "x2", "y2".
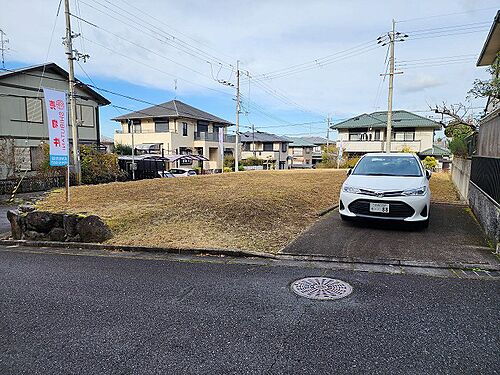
[
  {"x1": 240, "y1": 131, "x2": 291, "y2": 170},
  {"x1": 332, "y1": 110, "x2": 441, "y2": 157},
  {"x1": 0, "y1": 63, "x2": 110, "y2": 180},
  {"x1": 113, "y1": 100, "x2": 235, "y2": 170},
  {"x1": 300, "y1": 136, "x2": 328, "y2": 165},
  {"x1": 285, "y1": 137, "x2": 315, "y2": 168}
]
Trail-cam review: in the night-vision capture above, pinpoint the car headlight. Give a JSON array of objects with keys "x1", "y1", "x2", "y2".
[
  {"x1": 342, "y1": 185, "x2": 361, "y2": 194},
  {"x1": 402, "y1": 186, "x2": 427, "y2": 196}
]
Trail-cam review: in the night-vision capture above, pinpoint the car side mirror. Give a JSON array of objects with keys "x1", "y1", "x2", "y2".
[
  {"x1": 425, "y1": 169, "x2": 432, "y2": 180},
  {"x1": 347, "y1": 168, "x2": 352, "y2": 176}
]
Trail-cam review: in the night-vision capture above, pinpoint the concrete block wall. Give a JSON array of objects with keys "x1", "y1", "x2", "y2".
[{"x1": 451, "y1": 157, "x2": 471, "y2": 201}]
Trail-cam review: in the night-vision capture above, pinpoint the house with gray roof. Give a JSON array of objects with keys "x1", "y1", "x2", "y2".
[
  {"x1": 285, "y1": 137, "x2": 316, "y2": 168},
  {"x1": 0, "y1": 62, "x2": 110, "y2": 180},
  {"x1": 113, "y1": 99, "x2": 235, "y2": 171},
  {"x1": 300, "y1": 136, "x2": 329, "y2": 165},
  {"x1": 240, "y1": 131, "x2": 291, "y2": 169},
  {"x1": 419, "y1": 144, "x2": 451, "y2": 171},
  {"x1": 331, "y1": 110, "x2": 441, "y2": 156}
]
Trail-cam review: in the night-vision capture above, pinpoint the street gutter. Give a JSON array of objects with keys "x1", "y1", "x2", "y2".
[{"x1": 1, "y1": 238, "x2": 499, "y2": 272}]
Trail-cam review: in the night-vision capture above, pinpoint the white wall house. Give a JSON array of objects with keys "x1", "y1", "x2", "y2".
[
  {"x1": 240, "y1": 132, "x2": 291, "y2": 170},
  {"x1": 331, "y1": 110, "x2": 441, "y2": 157},
  {"x1": 113, "y1": 100, "x2": 235, "y2": 170}
]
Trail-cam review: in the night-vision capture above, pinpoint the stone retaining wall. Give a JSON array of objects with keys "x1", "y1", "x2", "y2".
[{"x1": 7, "y1": 207, "x2": 112, "y2": 243}]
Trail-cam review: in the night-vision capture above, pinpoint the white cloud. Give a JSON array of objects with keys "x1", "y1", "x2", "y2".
[{"x1": 399, "y1": 74, "x2": 445, "y2": 93}]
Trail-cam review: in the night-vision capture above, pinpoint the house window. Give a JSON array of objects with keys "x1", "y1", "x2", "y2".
[
  {"x1": 263, "y1": 142, "x2": 273, "y2": 151},
  {"x1": 155, "y1": 118, "x2": 169, "y2": 132},
  {"x1": 128, "y1": 119, "x2": 141, "y2": 133},
  {"x1": 392, "y1": 128, "x2": 415, "y2": 141},
  {"x1": 182, "y1": 122, "x2": 188, "y2": 136},
  {"x1": 76, "y1": 104, "x2": 95, "y2": 127},
  {"x1": 196, "y1": 121, "x2": 209, "y2": 134},
  {"x1": 348, "y1": 128, "x2": 368, "y2": 141},
  {"x1": 281, "y1": 143, "x2": 288, "y2": 152},
  {"x1": 242, "y1": 143, "x2": 250, "y2": 151},
  {"x1": 25, "y1": 98, "x2": 43, "y2": 123},
  {"x1": 374, "y1": 129, "x2": 381, "y2": 141}
]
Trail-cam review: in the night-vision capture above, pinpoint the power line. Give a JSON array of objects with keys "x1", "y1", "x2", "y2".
[
  {"x1": 404, "y1": 21, "x2": 490, "y2": 34},
  {"x1": 397, "y1": 53, "x2": 477, "y2": 63},
  {"x1": 248, "y1": 39, "x2": 377, "y2": 81},
  {"x1": 406, "y1": 28, "x2": 490, "y2": 41},
  {"x1": 78, "y1": 0, "x2": 232, "y2": 69},
  {"x1": 80, "y1": 35, "x2": 233, "y2": 97},
  {"x1": 116, "y1": 0, "x2": 235, "y2": 63},
  {"x1": 397, "y1": 6, "x2": 499, "y2": 23},
  {"x1": 248, "y1": 42, "x2": 380, "y2": 82}
]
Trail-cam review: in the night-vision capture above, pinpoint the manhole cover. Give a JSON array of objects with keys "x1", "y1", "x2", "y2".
[{"x1": 291, "y1": 277, "x2": 352, "y2": 300}]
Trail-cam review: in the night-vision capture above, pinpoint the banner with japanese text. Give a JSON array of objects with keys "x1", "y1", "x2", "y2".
[{"x1": 43, "y1": 88, "x2": 69, "y2": 166}]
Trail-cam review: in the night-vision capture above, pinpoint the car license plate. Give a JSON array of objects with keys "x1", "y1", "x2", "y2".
[{"x1": 369, "y1": 203, "x2": 389, "y2": 213}]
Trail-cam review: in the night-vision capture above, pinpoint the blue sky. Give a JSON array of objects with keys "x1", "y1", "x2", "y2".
[{"x1": 2, "y1": 1, "x2": 498, "y2": 139}]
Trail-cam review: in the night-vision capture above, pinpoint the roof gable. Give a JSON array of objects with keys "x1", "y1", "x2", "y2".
[
  {"x1": 284, "y1": 137, "x2": 316, "y2": 147},
  {"x1": 332, "y1": 110, "x2": 441, "y2": 130},
  {"x1": 0, "y1": 62, "x2": 110, "y2": 105},
  {"x1": 111, "y1": 99, "x2": 232, "y2": 124},
  {"x1": 240, "y1": 131, "x2": 290, "y2": 143}
]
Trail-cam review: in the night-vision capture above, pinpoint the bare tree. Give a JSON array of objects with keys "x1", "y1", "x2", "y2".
[{"x1": 431, "y1": 102, "x2": 478, "y2": 130}]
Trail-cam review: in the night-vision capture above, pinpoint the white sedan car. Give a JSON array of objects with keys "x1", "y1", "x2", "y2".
[
  {"x1": 339, "y1": 153, "x2": 431, "y2": 228},
  {"x1": 168, "y1": 168, "x2": 197, "y2": 177}
]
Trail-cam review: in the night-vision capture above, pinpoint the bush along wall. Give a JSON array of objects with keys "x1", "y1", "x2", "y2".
[{"x1": 7, "y1": 207, "x2": 112, "y2": 243}]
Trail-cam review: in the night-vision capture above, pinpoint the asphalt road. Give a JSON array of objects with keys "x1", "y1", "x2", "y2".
[
  {"x1": 285, "y1": 203, "x2": 497, "y2": 265},
  {"x1": 1, "y1": 247, "x2": 499, "y2": 374}
]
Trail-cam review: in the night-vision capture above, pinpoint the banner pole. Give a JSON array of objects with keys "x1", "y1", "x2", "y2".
[{"x1": 66, "y1": 163, "x2": 70, "y2": 202}]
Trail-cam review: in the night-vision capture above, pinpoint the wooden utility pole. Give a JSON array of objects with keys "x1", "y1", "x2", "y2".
[
  {"x1": 64, "y1": 0, "x2": 81, "y2": 184},
  {"x1": 235, "y1": 60, "x2": 240, "y2": 172},
  {"x1": 386, "y1": 19, "x2": 395, "y2": 154}
]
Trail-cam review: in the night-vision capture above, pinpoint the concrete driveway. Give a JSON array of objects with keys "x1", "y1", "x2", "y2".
[{"x1": 284, "y1": 203, "x2": 498, "y2": 266}]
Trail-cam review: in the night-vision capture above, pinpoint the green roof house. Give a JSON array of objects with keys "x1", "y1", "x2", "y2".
[{"x1": 331, "y1": 110, "x2": 441, "y2": 156}]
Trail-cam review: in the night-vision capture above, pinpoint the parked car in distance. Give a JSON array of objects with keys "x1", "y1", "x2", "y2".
[
  {"x1": 158, "y1": 171, "x2": 175, "y2": 178},
  {"x1": 168, "y1": 168, "x2": 198, "y2": 177},
  {"x1": 339, "y1": 153, "x2": 431, "y2": 228}
]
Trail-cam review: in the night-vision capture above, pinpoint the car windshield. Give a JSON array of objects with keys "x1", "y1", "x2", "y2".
[{"x1": 352, "y1": 155, "x2": 422, "y2": 177}]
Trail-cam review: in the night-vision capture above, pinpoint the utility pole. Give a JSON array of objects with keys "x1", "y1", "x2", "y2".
[
  {"x1": 252, "y1": 122, "x2": 256, "y2": 158},
  {"x1": 64, "y1": 0, "x2": 81, "y2": 184},
  {"x1": 129, "y1": 119, "x2": 136, "y2": 180},
  {"x1": 63, "y1": 0, "x2": 89, "y2": 185},
  {"x1": 386, "y1": 19, "x2": 395, "y2": 154},
  {"x1": 235, "y1": 60, "x2": 240, "y2": 172},
  {"x1": 378, "y1": 19, "x2": 407, "y2": 154},
  {"x1": 0, "y1": 29, "x2": 9, "y2": 68}
]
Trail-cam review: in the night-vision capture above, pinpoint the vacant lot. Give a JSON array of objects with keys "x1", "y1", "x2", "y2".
[{"x1": 37, "y1": 170, "x2": 459, "y2": 252}]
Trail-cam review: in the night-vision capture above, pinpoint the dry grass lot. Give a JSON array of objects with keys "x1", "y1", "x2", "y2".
[{"x1": 37, "y1": 170, "x2": 459, "y2": 252}]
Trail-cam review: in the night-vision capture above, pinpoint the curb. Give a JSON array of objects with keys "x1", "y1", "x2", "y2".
[
  {"x1": 318, "y1": 204, "x2": 339, "y2": 216},
  {"x1": 1, "y1": 238, "x2": 499, "y2": 272}
]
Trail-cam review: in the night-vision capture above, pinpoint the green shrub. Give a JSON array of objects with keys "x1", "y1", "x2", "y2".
[
  {"x1": 223, "y1": 167, "x2": 232, "y2": 173},
  {"x1": 241, "y1": 157, "x2": 264, "y2": 166},
  {"x1": 114, "y1": 143, "x2": 132, "y2": 155},
  {"x1": 448, "y1": 137, "x2": 469, "y2": 158},
  {"x1": 422, "y1": 156, "x2": 437, "y2": 170},
  {"x1": 80, "y1": 145, "x2": 127, "y2": 185},
  {"x1": 341, "y1": 157, "x2": 360, "y2": 169}
]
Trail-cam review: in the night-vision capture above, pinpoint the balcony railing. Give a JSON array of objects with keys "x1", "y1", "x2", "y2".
[{"x1": 194, "y1": 132, "x2": 236, "y2": 143}]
